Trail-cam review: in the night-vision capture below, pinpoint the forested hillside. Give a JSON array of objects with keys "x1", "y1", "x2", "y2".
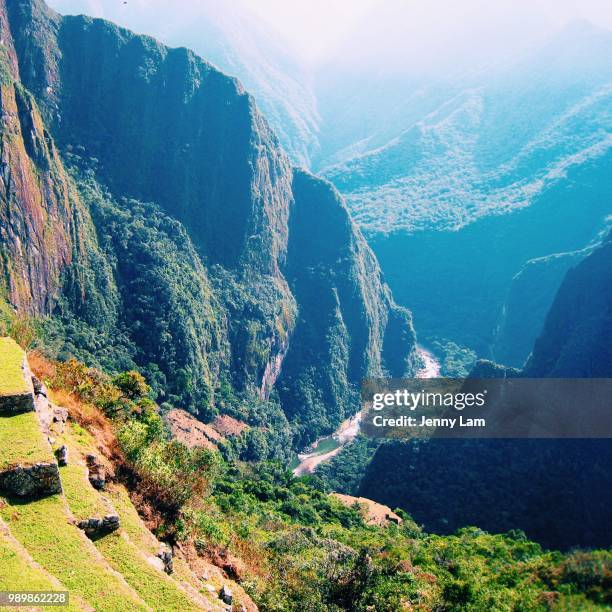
[
  {"x1": 0, "y1": 0, "x2": 417, "y2": 456},
  {"x1": 360, "y1": 236, "x2": 612, "y2": 550}
]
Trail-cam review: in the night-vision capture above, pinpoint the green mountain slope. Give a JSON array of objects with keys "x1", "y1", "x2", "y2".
[
  {"x1": 360, "y1": 236, "x2": 612, "y2": 549},
  {"x1": 0, "y1": 0, "x2": 418, "y2": 451}
]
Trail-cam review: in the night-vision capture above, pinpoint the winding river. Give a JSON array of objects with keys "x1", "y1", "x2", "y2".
[{"x1": 292, "y1": 345, "x2": 441, "y2": 475}]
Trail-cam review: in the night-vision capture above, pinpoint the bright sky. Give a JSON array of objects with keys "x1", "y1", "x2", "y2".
[
  {"x1": 246, "y1": 0, "x2": 377, "y2": 61},
  {"x1": 48, "y1": 0, "x2": 612, "y2": 64},
  {"x1": 249, "y1": 0, "x2": 612, "y2": 62}
]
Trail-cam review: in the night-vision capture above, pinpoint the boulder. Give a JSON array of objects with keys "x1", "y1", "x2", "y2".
[
  {"x1": 102, "y1": 514, "x2": 120, "y2": 531},
  {"x1": 157, "y1": 545, "x2": 174, "y2": 574},
  {"x1": 219, "y1": 585, "x2": 233, "y2": 606},
  {"x1": 85, "y1": 454, "x2": 106, "y2": 490},
  {"x1": 77, "y1": 514, "x2": 120, "y2": 536},
  {"x1": 0, "y1": 463, "x2": 62, "y2": 497},
  {"x1": 55, "y1": 445, "x2": 68, "y2": 466}
]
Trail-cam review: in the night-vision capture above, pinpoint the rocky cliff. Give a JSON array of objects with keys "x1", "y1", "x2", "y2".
[
  {"x1": 0, "y1": 0, "x2": 418, "y2": 448},
  {"x1": 523, "y1": 232, "x2": 612, "y2": 376}
]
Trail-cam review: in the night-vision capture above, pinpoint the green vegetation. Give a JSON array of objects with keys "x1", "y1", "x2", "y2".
[
  {"x1": 36, "y1": 353, "x2": 611, "y2": 610},
  {"x1": 0, "y1": 416, "x2": 212, "y2": 610},
  {"x1": 0, "y1": 301, "x2": 42, "y2": 352},
  {"x1": 59, "y1": 462, "x2": 109, "y2": 520},
  {"x1": 359, "y1": 438, "x2": 612, "y2": 551},
  {"x1": 203, "y1": 463, "x2": 612, "y2": 610},
  {"x1": 0, "y1": 412, "x2": 54, "y2": 470},
  {"x1": 428, "y1": 337, "x2": 477, "y2": 377},
  {"x1": 95, "y1": 533, "x2": 201, "y2": 612},
  {"x1": 0, "y1": 525, "x2": 85, "y2": 611},
  {"x1": 106, "y1": 485, "x2": 160, "y2": 553},
  {"x1": 60, "y1": 453, "x2": 201, "y2": 610},
  {"x1": 106, "y1": 483, "x2": 223, "y2": 608},
  {"x1": 0, "y1": 495, "x2": 147, "y2": 611},
  {"x1": 0, "y1": 533, "x2": 57, "y2": 591},
  {"x1": 52, "y1": 423, "x2": 214, "y2": 611},
  {"x1": 0, "y1": 337, "x2": 28, "y2": 396},
  {"x1": 315, "y1": 436, "x2": 380, "y2": 495},
  {"x1": 1, "y1": 341, "x2": 608, "y2": 610}
]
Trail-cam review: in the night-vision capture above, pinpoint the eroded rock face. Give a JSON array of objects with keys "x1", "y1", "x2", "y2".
[{"x1": 0, "y1": 462, "x2": 61, "y2": 497}]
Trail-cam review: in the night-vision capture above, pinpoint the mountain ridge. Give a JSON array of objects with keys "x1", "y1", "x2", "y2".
[{"x1": 0, "y1": 0, "x2": 418, "y2": 452}]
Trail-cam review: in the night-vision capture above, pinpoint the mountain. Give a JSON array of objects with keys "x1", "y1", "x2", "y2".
[
  {"x1": 492, "y1": 221, "x2": 610, "y2": 367},
  {"x1": 359, "y1": 236, "x2": 612, "y2": 549},
  {"x1": 523, "y1": 230, "x2": 612, "y2": 376},
  {"x1": 0, "y1": 0, "x2": 417, "y2": 454},
  {"x1": 319, "y1": 22, "x2": 612, "y2": 360},
  {"x1": 45, "y1": 0, "x2": 320, "y2": 166}
]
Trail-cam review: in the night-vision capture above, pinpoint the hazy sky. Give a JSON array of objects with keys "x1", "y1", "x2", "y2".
[
  {"x1": 48, "y1": 0, "x2": 612, "y2": 64},
  {"x1": 249, "y1": 0, "x2": 612, "y2": 62}
]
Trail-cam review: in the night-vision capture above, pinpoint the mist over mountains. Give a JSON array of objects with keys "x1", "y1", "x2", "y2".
[
  {"x1": 48, "y1": 0, "x2": 321, "y2": 165},
  {"x1": 48, "y1": 2, "x2": 612, "y2": 369}
]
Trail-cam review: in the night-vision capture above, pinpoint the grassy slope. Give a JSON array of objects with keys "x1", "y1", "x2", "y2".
[
  {"x1": 0, "y1": 520, "x2": 88, "y2": 611},
  {"x1": 0, "y1": 337, "x2": 28, "y2": 396},
  {"x1": 0, "y1": 411, "x2": 55, "y2": 469},
  {"x1": 0, "y1": 494, "x2": 148, "y2": 612},
  {"x1": 58, "y1": 426, "x2": 213, "y2": 611},
  {"x1": 0, "y1": 364, "x2": 148, "y2": 611},
  {"x1": 107, "y1": 484, "x2": 227, "y2": 608}
]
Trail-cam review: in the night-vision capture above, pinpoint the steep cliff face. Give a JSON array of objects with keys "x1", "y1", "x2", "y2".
[
  {"x1": 0, "y1": 1, "x2": 103, "y2": 319},
  {"x1": 524, "y1": 233, "x2": 612, "y2": 376},
  {"x1": 278, "y1": 171, "x2": 417, "y2": 443},
  {"x1": 1, "y1": 0, "x2": 418, "y2": 446},
  {"x1": 492, "y1": 249, "x2": 587, "y2": 367}
]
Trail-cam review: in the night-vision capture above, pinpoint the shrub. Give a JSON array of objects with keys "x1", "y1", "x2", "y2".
[
  {"x1": 112, "y1": 370, "x2": 151, "y2": 400},
  {"x1": 117, "y1": 420, "x2": 219, "y2": 514},
  {"x1": 0, "y1": 302, "x2": 41, "y2": 349}
]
